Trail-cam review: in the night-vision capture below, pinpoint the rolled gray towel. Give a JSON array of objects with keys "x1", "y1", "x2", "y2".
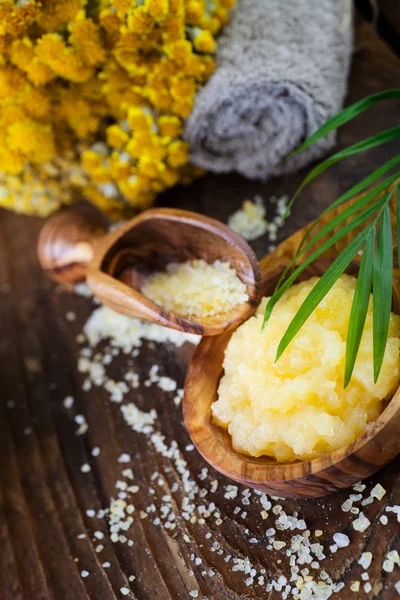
[{"x1": 185, "y1": 0, "x2": 353, "y2": 180}]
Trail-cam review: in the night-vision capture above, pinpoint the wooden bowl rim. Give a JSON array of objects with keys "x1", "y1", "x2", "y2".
[
  {"x1": 184, "y1": 333, "x2": 400, "y2": 484},
  {"x1": 89, "y1": 208, "x2": 261, "y2": 336},
  {"x1": 183, "y1": 255, "x2": 400, "y2": 492}
]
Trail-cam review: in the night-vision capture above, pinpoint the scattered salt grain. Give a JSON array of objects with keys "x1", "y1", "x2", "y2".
[
  {"x1": 350, "y1": 581, "x2": 360, "y2": 592},
  {"x1": 333, "y1": 533, "x2": 350, "y2": 548},
  {"x1": 189, "y1": 591, "x2": 199, "y2": 598},
  {"x1": 353, "y1": 482, "x2": 366, "y2": 492},
  {"x1": 81, "y1": 570, "x2": 89, "y2": 578},
  {"x1": 120, "y1": 587, "x2": 130, "y2": 596},
  {"x1": 358, "y1": 552, "x2": 372, "y2": 569},
  {"x1": 371, "y1": 483, "x2": 386, "y2": 501},
  {"x1": 102, "y1": 562, "x2": 111, "y2": 568},
  {"x1": 315, "y1": 530, "x2": 323, "y2": 537},
  {"x1": 118, "y1": 453, "x2": 131, "y2": 463},
  {"x1": 63, "y1": 396, "x2": 74, "y2": 409},
  {"x1": 383, "y1": 560, "x2": 394, "y2": 573},
  {"x1": 387, "y1": 550, "x2": 399, "y2": 562},
  {"x1": 380, "y1": 515, "x2": 389, "y2": 525},
  {"x1": 121, "y1": 403, "x2": 157, "y2": 434},
  {"x1": 80, "y1": 463, "x2": 91, "y2": 473},
  {"x1": 228, "y1": 198, "x2": 268, "y2": 241},
  {"x1": 83, "y1": 305, "x2": 199, "y2": 354},
  {"x1": 341, "y1": 499, "x2": 352, "y2": 512},
  {"x1": 92, "y1": 447, "x2": 101, "y2": 457},
  {"x1": 352, "y1": 512, "x2": 371, "y2": 532}
]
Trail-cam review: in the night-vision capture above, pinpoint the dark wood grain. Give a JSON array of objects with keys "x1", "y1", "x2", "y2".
[{"x1": 1, "y1": 20, "x2": 400, "y2": 600}]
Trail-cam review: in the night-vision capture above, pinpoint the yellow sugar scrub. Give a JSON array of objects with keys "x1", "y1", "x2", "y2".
[
  {"x1": 212, "y1": 274, "x2": 400, "y2": 462},
  {"x1": 141, "y1": 259, "x2": 249, "y2": 318}
]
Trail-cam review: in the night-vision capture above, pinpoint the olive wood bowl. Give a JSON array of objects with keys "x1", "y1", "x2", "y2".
[
  {"x1": 183, "y1": 185, "x2": 400, "y2": 498},
  {"x1": 38, "y1": 205, "x2": 261, "y2": 336}
]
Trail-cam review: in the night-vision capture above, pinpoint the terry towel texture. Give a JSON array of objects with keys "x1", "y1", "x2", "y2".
[{"x1": 184, "y1": 0, "x2": 353, "y2": 180}]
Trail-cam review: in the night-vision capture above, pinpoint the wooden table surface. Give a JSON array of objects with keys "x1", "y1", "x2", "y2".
[{"x1": 1, "y1": 16, "x2": 400, "y2": 600}]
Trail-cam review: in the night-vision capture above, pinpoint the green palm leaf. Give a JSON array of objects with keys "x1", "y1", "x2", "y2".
[
  {"x1": 290, "y1": 89, "x2": 400, "y2": 157},
  {"x1": 293, "y1": 163, "x2": 400, "y2": 263},
  {"x1": 397, "y1": 186, "x2": 400, "y2": 270},
  {"x1": 373, "y1": 204, "x2": 393, "y2": 382},
  {"x1": 274, "y1": 171, "x2": 400, "y2": 296},
  {"x1": 262, "y1": 192, "x2": 389, "y2": 329},
  {"x1": 344, "y1": 229, "x2": 375, "y2": 388},
  {"x1": 283, "y1": 126, "x2": 400, "y2": 220},
  {"x1": 275, "y1": 228, "x2": 371, "y2": 361}
]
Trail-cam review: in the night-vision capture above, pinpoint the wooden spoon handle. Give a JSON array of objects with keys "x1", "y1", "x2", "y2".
[{"x1": 37, "y1": 204, "x2": 109, "y2": 284}]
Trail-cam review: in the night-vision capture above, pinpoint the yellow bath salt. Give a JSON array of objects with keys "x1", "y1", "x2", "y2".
[
  {"x1": 141, "y1": 259, "x2": 248, "y2": 318},
  {"x1": 212, "y1": 274, "x2": 400, "y2": 462}
]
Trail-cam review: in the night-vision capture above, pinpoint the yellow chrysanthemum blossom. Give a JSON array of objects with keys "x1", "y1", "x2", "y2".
[{"x1": 0, "y1": 0, "x2": 234, "y2": 218}]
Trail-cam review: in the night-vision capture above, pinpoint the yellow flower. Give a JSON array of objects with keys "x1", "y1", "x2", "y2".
[
  {"x1": 0, "y1": 103, "x2": 26, "y2": 128},
  {"x1": 9, "y1": 38, "x2": 35, "y2": 70},
  {"x1": 167, "y1": 140, "x2": 188, "y2": 167},
  {"x1": 112, "y1": 0, "x2": 133, "y2": 19},
  {"x1": 160, "y1": 167, "x2": 180, "y2": 186},
  {"x1": 81, "y1": 150, "x2": 103, "y2": 171},
  {"x1": 162, "y1": 15, "x2": 185, "y2": 42},
  {"x1": 26, "y1": 59, "x2": 55, "y2": 86},
  {"x1": 214, "y1": 7, "x2": 229, "y2": 27},
  {"x1": 193, "y1": 29, "x2": 216, "y2": 53},
  {"x1": 0, "y1": 0, "x2": 235, "y2": 217},
  {"x1": 127, "y1": 107, "x2": 154, "y2": 131},
  {"x1": 36, "y1": 0, "x2": 84, "y2": 32},
  {"x1": 99, "y1": 9, "x2": 122, "y2": 36},
  {"x1": 36, "y1": 34, "x2": 94, "y2": 83},
  {"x1": 186, "y1": 1, "x2": 205, "y2": 24},
  {"x1": 127, "y1": 7, "x2": 155, "y2": 35},
  {"x1": 23, "y1": 87, "x2": 51, "y2": 119},
  {"x1": 172, "y1": 99, "x2": 193, "y2": 118},
  {"x1": 59, "y1": 97, "x2": 101, "y2": 138},
  {"x1": 7, "y1": 119, "x2": 55, "y2": 164},
  {"x1": 0, "y1": 1, "x2": 39, "y2": 39},
  {"x1": 158, "y1": 115, "x2": 183, "y2": 138},
  {"x1": 127, "y1": 131, "x2": 167, "y2": 160},
  {"x1": 200, "y1": 17, "x2": 221, "y2": 35},
  {"x1": 146, "y1": 84, "x2": 174, "y2": 111},
  {"x1": 146, "y1": 0, "x2": 169, "y2": 20},
  {"x1": 182, "y1": 54, "x2": 207, "y2": 80},
  {"x1": 138, "y1": 156, "x2": 165, "y2": 178},
  {"x1": 0, "y1": 66, "x2": 25, "y2": 98},
  {"x1": 68, "y1": 19, "x2": 106, "y2": 67},
  {"x1": 166, "y1": 40, "x2": 192, "y2": 63},
  {"x1": 170, "y1": 76, "x2": 196, "y2": 100},
  {"x1": 81, "y1": 184, "x2": 124, "y2": 219},
  {"x1": 0, "y1": 147, "x2": 24, "y2": 175},
  {"x1": 106, "y1": 124, "x2": 130, "y2": 149},
  {"x1": 108, "y1": 153, "x2": 132, "y2": 180},
  {"x1": 198, "y1": 55, "x2": 215, "y2": 79}
]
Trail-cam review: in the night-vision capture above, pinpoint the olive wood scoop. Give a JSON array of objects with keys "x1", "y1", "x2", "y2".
[
  {"x1": 38, "y1": 204, "x2": 261, "y2": 336},
  {"x1": 184, "y1": 183, "x2": 400, "y2": 498}
]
